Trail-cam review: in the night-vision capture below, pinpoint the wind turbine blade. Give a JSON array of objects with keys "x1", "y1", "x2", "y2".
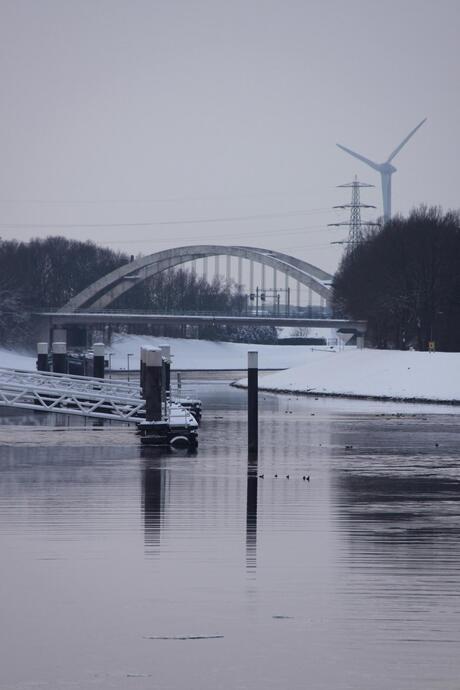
[
  {"x1": 336, "y1": 143, "x2": 381, "y2": 171},
  {"x1": 386, "y1": 118, "x2": 427, "y2": 163}
]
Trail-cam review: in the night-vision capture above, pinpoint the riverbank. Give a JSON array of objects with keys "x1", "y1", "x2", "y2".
[
  {"x1": 3, "y1": 340, "x2": 459, "y2": 405},
  {"x1": 0, "y1": 336, "x2": 333, "y2": 372},
  {"x1": 108, "y1": 334, "x2": 331, "y2": 371},
  {"x1": 234, "y1": 348, "x2": 460, "y2": 404}
]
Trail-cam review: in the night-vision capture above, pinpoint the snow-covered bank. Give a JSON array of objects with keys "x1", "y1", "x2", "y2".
[
  {"x1": 0, "y1": 348, "x2": 35, "y2": 370},
  {"x1": 0, "y1": 337, "x2": 330, "y2": 373},
  {"x1": 236, "y1": 349, "x2": 460, "y2": 403},
  {"x1": 109, "y1": 334, "x2": 329, "y2": 371},
  {"x1": 4, "y1": 339, "x2": 459, "y2": 405}
]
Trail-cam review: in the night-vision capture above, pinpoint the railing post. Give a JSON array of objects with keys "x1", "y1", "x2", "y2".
[
  {"x1": 145, "y1": 348, "x2": 163, "y2": 422},
  {"x1": 52, "y1": 342, "x2": 67, "y2": 374},
  {"x1": 37, "y1": 342, "x2": 49, "y2": 372},
  {"x1": 248, "y1": 351, "x2": 258, "y2": 455},
  {"x1": 93, "y1": 342, "x2": 105, "y2": 379}
]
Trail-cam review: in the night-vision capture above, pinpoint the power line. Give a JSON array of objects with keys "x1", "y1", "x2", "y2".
[
  {"x1": 0, "y1": 207, "x2": 336, "y2": 230},
  {"x1": 40, "y1": 224, "x2": 327, "y2": 245}
]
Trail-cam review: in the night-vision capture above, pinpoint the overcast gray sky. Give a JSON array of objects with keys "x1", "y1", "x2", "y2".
[{"x1": 0, "y1": 0, "x2": 458, "y2": 272}]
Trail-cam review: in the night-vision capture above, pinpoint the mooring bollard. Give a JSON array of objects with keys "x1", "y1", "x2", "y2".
[
  {"x1": 248, "y1": 351, "x2": 258, "y2": 454},
  {"x1": 93, "y1": 342, "x2": 105, "y2": 379},
  {"x1": 159, "y1": 345, "x2": 171, "y2": 417},
  {"x1": 37, "y1": 342, "x2": 49, "y2": 372},
  {"x1": 159, "y1": 344, "x2": 171, "y2": 394},
  {"x1": 145, "y1": 348, "x2": 163, "y2": 422},
  {"x1": 52, "y1": 342, "x2": 67, "y2": 374},
  {"x1": 140, "y1": 347, "x2": 146, "y2": 395}
]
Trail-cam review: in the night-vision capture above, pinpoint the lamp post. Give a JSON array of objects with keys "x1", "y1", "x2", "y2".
[
  {"x1": 108, "y1": 353, "x2": 114, "y2": 379},
  {"x1": 127, "y1": 353, "x2": 134, "y2": 381}
]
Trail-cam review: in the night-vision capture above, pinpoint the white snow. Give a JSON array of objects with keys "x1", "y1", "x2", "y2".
[
  {"x1": 3, "y1": 339, "x2": 460, "y2": 404},
  {"x1": 0, "y1": 348, "x2": 36, "y2": 370},
  {"x1": 108, "y1": 333, "x2": 329, "y2": 371},
  {"x1": 239, "y1": 348, "x2": 460, "y2": 403}
]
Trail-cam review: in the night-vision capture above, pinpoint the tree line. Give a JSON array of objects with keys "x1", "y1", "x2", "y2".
[{"x1": 333, "y1": 206, "x2": 460, "y2": 351}]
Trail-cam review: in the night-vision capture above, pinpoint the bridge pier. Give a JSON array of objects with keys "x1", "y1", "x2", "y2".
[{"x1": 237, "y1": 256, "x2": 243, "y2": 287}]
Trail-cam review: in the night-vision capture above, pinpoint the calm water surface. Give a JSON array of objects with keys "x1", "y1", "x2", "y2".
[{"x1": 1, "y1": 382, "x2": 460, "y2": 689}]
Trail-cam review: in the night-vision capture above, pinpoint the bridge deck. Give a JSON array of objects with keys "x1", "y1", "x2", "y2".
[{"x1": 39, "y1": 311, "x2": 367, "y2": 331}]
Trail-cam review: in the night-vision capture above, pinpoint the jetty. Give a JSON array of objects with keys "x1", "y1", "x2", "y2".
[{"x1": 0, "y1": 342, "x2": 200, "y2": 448}]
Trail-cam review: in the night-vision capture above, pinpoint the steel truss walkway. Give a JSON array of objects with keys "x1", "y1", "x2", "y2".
[{"x1": 0, "y1": 367, "x2": 196, "y2": 427}]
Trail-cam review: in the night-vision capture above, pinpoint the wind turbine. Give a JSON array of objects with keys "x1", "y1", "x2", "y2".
[{"x1": 337, "y1": 118, "x2": 427, "y2": 223}]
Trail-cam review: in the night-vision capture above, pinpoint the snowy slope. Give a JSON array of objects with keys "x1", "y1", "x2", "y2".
[
  {"x1": 2, "y1": 340, "x2": 460, "y2": 403},
  {"x1": 0, "y1": 348, "x2": 36, "y2": 370},
  {"x1": 240, "y1": 348, "x2": 460, "y2": 402},
  {"x1": 0, "y1": 337, "x2": 330, "y2": 373},
  {"x1": 109, "y1": 333, "x2": 328, "y2": 370}
]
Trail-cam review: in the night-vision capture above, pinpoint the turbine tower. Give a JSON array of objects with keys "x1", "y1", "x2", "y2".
[{"x1": 337, "y1": 118, "x2": 427, "y2": 223}]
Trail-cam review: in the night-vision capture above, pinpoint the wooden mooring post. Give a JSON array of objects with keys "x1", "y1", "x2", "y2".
[{"x1": 248, "y1": 351, "x2": 258, "y2": 455}]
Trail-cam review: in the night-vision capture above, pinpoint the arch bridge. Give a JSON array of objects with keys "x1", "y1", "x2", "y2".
[{"x1": 60, "y1": 245, "x2": 333, "y2": 313}]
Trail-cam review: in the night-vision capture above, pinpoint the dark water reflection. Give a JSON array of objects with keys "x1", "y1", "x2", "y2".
[{"x1": 1, "y1": 384, "x2": 460, "y2": 689}]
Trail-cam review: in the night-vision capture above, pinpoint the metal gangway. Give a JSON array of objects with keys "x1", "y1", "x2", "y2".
[{"x1": 0, "y1": 366, "x2": 196, "y2": 427}]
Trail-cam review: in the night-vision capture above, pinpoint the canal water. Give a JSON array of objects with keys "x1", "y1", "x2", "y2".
[{"x1": 1, "y1": 382, "x2": 460, "y2": 689}]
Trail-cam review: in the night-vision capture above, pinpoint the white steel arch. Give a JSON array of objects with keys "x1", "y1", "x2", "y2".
[{"x1": 60, "y1": 245, "x2": 333, "y2": 312}]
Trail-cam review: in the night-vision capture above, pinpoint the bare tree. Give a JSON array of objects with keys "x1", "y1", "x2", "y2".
[{"x1": 333, "y1": 206, "x2": 460, "y2": 351}]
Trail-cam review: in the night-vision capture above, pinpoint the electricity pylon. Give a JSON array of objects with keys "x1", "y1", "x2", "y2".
[{"x1": 328, "y1": 176, "x2": 379, "y2": 249}]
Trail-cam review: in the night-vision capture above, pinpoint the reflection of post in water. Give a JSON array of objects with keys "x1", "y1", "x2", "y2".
[
  {"x1": 246, "y1": 452, "x2": 258, "y2": 573},
  {"x1": 141, "y1": 450, "x2": 166, "y2": 556}
]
